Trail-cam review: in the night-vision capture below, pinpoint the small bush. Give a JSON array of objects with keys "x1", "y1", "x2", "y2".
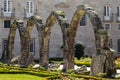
[{"x1": 74, "y1": 41, "x2": 85, "y2": 60}]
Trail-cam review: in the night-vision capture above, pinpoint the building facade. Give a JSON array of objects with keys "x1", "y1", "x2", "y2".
[{"x1": 0, "y1": 0, "x2": 120, "y2": 60}]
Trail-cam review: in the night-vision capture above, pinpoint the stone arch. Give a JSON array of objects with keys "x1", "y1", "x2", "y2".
[
  {"x1": 5, "y1": 19, "x2": 25, "y2": 64},
  {"x1": 40, "y1": 10, "x2": 69, "y2": 69},
  {"x1": 20, "y1": 15, "x2": 43, "y2": 67},
  {"x1": 66, "y1": 5, "x2": 107, "y2": 70}
]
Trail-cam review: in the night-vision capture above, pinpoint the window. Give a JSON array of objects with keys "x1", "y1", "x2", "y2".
[
  {"x1": 1, "y1": 39, "x2": 8, "y2": 60},
  {"x1": 104, "y1": 5, "x2": 110, "y2": 16},
  {"x1": 3, "y1": 0, "x2": 12, "y2": 13},
  {"x1": 4, "y1": 20, "x2": 11, "y2": 28},
  {"x1": 104, "y1": 23, "x2": 111, "y2": 30},
  {"x1": 2, "y1": 39, "x2": 8, "y2": 59},
  {"x1": 25, "y1": 1, "x2": 34, "y2": 18},
  {"x1": 118, "y1": 39, "x2": 120, "y2": 54},
  {"x1": 29, "y1": 38, "x2": 35, "y2": 54},
  {"x1": 80, "y1": 15, "x2": 86, "y2": 26},
  {"x1": 2, "y1": 39, "x2": 8, "y2": 51},
  {"x1": 118, "y1": 24, "x2": 120, "y2": 30},
  {"x1": 117, "y1": 6, "x2": 120, "y2": 17},
  {"x1": 26, "y1": 1, "x2": 33, "y2": 13},
  {"x1": 117, "y1": 7, "x2": 120, "y2": 22},
  {"x1": 110, "y1": 39, "x2": 112, "y2": 48}
]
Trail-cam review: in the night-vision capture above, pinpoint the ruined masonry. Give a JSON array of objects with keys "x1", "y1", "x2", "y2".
[{"x1": 1, "y1": 5, "x2": 116, "y2": 75}]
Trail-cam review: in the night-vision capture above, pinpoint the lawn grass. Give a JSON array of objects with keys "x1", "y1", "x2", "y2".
[{"x1": 0, "y1": 74, "x2": 46, "y2": 80}]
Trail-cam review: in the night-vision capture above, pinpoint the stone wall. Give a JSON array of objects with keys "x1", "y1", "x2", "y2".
[{"x1": 0, "y1": 0, "x2": 120, "y2": 60}]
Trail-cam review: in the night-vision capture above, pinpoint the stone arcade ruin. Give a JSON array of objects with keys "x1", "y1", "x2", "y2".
[{"x1": 1, "y1": 5, "x2": 116, "y2": 76}]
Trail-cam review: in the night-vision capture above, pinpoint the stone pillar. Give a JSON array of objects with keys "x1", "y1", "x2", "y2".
[
  {"x1": 90, "y1": 49, "x2": 116, "y2": 77},
  {"x1": 90, "y1": 30, "x2": 116, "y2": 77},
  {"x1": 104, "y1": 49, "x2": 116, "y2": 77}
]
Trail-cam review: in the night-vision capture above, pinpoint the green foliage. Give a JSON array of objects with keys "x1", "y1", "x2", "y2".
[
  {"x1": 28, "y1": 64, "x2": 34, "y2": 69},
  {"x1": 39, "y1": 66, "x2": 45, "y2": 70},
  {"x1": 115, "y1": 57, "x2": 120, "y2": 69},
  {"x1": 96, "y1": 73, "x2": 107, "y2": 78},
  {"x1": 0, "y1": 64, "x2": 109, "y2": 80},
  {"x1": 49, "y1": 58, "x2": 63, "y2": 64},
  {"x1": 1, "y1": 58, "x2": 120, "y2": 80},
  {"x1": 74, "y1": 57, "x2": 91, "y2": 67},
  {"x1": 115, "y1": 61, "x2": 120, "y2": 69},
  {"x1": 74, "y1": 41, "x2": 85, "y2": 60},
  {"x1": 73, "y1": 74, "x2": 107, "y2": 80},
  {"x1": 46, "y1": 75, "x2": 61, "y2": 80},
  {"x1": 0, "y1": 62, "x2": 9, "y2": 67},
  {"x1": 75, "y1": 57, "x2": 92, "y2": 62},
  {"x1": 66, "y1": 69, "x2": 74, "y2": 74},
  {"x1": 75, "y1": 62, "x2": 91, "y2": 67},
  {"x1": 49, "y1": 57, "x2": 92, "y2": 67},
  {"x1": 0, "y1": 62, "x2": 4, "y2": 65}
]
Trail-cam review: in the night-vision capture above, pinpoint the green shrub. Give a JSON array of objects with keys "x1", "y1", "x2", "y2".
[
  {"x1": 0, "y1": 65, "x2": 110, "y2": 80},
  {"x1": 74, "y1": 57, "x2": 91, "y2": 67},
  {"x1": 74, "y1": 41, "x2": 85, "y2": 60}
]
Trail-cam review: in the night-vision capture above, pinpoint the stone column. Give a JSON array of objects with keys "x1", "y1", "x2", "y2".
[{"x1": 90, "y1": 30, "x2": 116, "y2": 77}]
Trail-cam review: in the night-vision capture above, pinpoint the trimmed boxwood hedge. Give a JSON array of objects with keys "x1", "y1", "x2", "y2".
[
  {"x1": 0, "y1": 64, "x2": 109, "y2": 80},
  {"x1": 50, "y1": 57, "x2": 120, "y2": 68},
  {"x1": 1, "y1": 59, "x2": 120, "y2": 79}
]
